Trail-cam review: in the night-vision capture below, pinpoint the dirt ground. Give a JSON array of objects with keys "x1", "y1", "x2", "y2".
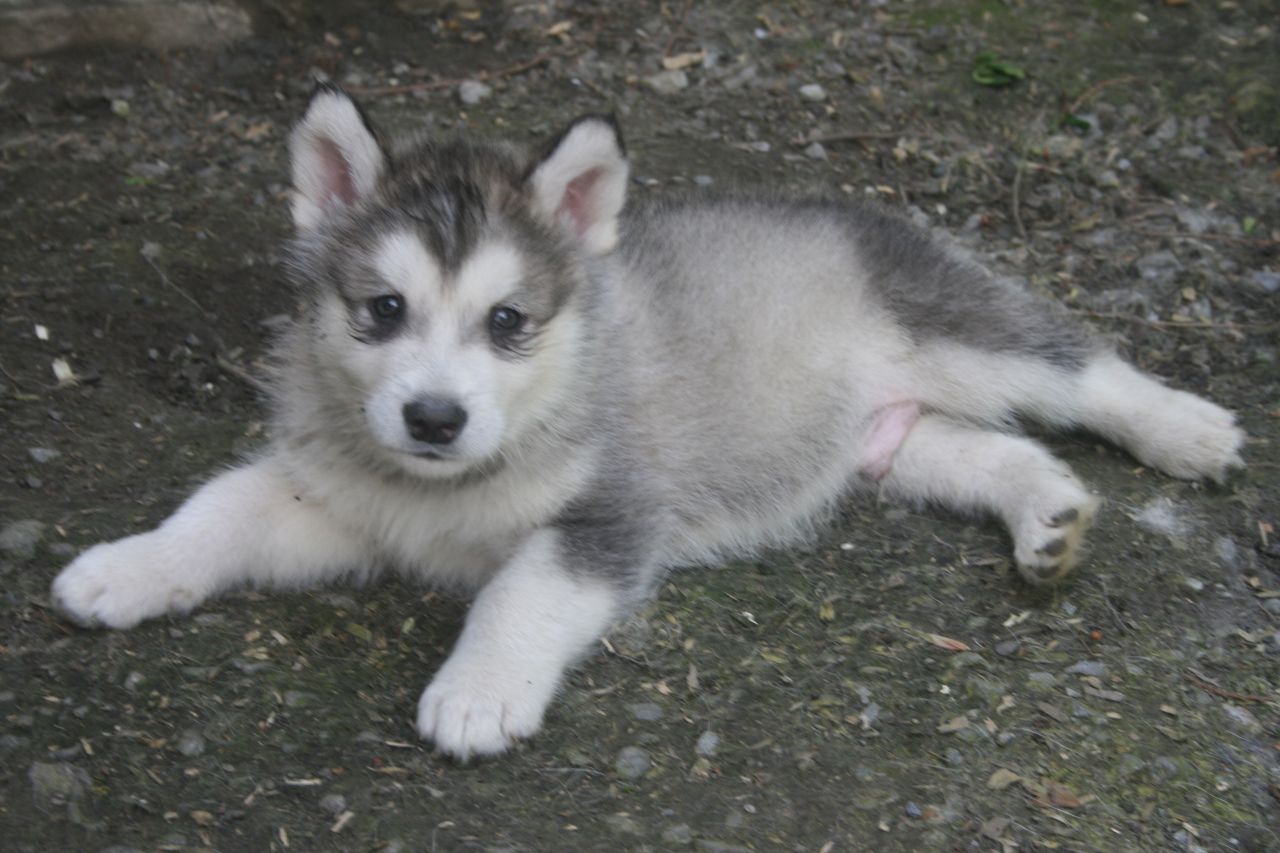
[{"x1": 1, "y1": 1, "x2": 1278, "y2": 850}]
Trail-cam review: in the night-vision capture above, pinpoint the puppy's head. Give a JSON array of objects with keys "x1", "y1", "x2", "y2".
[{"x1": 283, "y1": 84, "x2": 628, "y2": 479}]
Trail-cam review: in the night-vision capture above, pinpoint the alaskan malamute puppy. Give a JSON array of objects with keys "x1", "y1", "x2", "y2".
[{"x1": 52, "y1": 85, "x2": 1244, "y2": 758}]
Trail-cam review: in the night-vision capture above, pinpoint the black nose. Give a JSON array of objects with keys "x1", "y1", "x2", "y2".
[{"x1": 402, "y1": 397, "x2": 468, "y2": 445}]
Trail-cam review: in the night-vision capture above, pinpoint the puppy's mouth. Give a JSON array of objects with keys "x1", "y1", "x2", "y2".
[{"x1": 410, "y1": 450, "x2": 446, "y2": 461}]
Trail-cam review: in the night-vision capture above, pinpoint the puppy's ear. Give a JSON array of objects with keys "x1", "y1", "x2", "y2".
[
  {"x1": 289, "y1": 83, "x2": 386, "y2": 231},
  {"x1": 526, "y1": 115, "x2": 628, "y2": 255}
]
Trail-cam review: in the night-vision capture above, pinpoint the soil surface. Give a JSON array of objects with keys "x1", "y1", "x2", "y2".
[{"x1": 2, "y1": 2, "x2": 1278, "y2": 851}]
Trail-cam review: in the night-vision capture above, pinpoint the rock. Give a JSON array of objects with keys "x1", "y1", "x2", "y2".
[
  {"x1": 176, "y1": 730, "x2": 206, "y2": 757},
  {"x1": 693, "y1": 174, "x2": 713, "y2": 187},
  {"x1": 695, "y1": 730, "x2": 720, "y2": 757},
  {"x1": 1222, "y1": 703, "x2": 1262, "y2": 734},
  {"x1": 457, "y1": 80, "x2": 493, "y2": 105},
  {"x1": 1026, "y1": 672, "x2": 1057, "y2": 691},
  {"x1": 995, "y1": 640, "x2": 1020, "y2": 657},
  {"x1": 1215, "y1": 536, "x2": 1240, "y2": 568},
  {"x1": 1065, "y1": 660, "x2": 1106, "y2": 677},
  {"x1": 49, "y1": 542, "x2": 78, "y2": 559},
  {"x1": 1135, "y1": 250, "x2": 1183, "y2": 285},
  {"x1": 1094, "y1": 169, "x2": 1121, "y2": 189},
  {"x1": 1249, "y1": 270, "x2": 1279, "y2": 294},
  {"x1": 614, "y1": 746, "x2": 650, "y2": 780},
  {"x1": 662, "y1": 823, "x2": 693, "y2": 844},
  {"x1": 29, "y1": 761, "x2": 90, "y2": 804},
  {"x1": 0, "y1": 519, "x2": 45, "y2": 560},
  {"x1": 604, "y1": 813, "x2": 643, "y2": 835},
  {"x1": 798, "y1": 83, "x2": 826, "y2": 102},
  {"x1": 803, "y1": 142, "x2": 828, "y2": 160},
  {"x1": 1262, "y1": 599, "x2": 1280, "y2": 617},
  {"x1": 645, "y1": 70, "x2": 689, "y2": 95},
  {"x1": 319, "y1": 793, "x2": 347, "y2": 815},
  {"x1": 1182, "y1": 577, "x2": 1205, "y2": 593},
  {"x1": 628, "y1": 702, "x2": 663, "y2": 721},
  {"x1": 27, "y1": 448, "x2": 60, "y2": 463}
]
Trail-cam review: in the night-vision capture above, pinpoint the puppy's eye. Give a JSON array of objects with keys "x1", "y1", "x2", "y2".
[
  {"x1": 489, "y1": 305, "x2": 525, "y2": 335},
  {"x1": 370, "y1": 294, "x2": 404, "y2": 321}
]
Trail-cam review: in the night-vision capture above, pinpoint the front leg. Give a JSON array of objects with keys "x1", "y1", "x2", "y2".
[
  {"x1": 417, "y1": 528, "x2": 631, "y2": 759},
  {"x1": 52, "y1": 454, "x2": 363, "y2": 629}
]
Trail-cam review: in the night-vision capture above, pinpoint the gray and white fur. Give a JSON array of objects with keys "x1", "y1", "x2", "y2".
[{"x1": 51, "y1": 86, "x2": 1245, "y2": 759}]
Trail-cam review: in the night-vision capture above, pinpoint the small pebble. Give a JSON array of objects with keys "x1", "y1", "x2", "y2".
[
  {"x1": 662, "y1": 824, "x2": 693, "y2": 844},
  {"x1": 27, "y1": 448, "x2": 60, "y2": 463},
  {"x1": 614, "y1": 746, "x2": 650, "y2": 780},
  {"x1": 803, "y1": 142, "x2": 827, "y2": 160},
  {"x1": 696, "y1": 730, "x2": 720, "y2": 757},
  {"x1": 457, "y1": 80, "x2": 492, "y2": 105},
  {"x1": 1249, "y1": 270, "x2": 1279, "y2": 294},
  {"x1": 29, "y1": 762, "x2": 91, "y2": 803},
  {"x1": 995, "y1": 640, "x2": 1020, "y2": 657},
  {"x1": 0, "y1": 520, "x2": 45, "y2": 560},
  {"x1": 176, "y1": 730, "x2": 206, "y2": 757},
  {"x1": 319, "y1": 793, "x2": 347, "y2": 815},
  {"x1": 798, "y1": 83, "x2": 827, "y2": 101},
  {"x1": 1027, "y1": 672, "x2": 1057, "y2": 689},
  {"x1": 693, "y1": 174, "x2": 713, "y2": 187},
  {"x1": 628, "y1": 702, "x2": 663, "y2": 721},
  {"x1": 904, "y1": 801, "x2": 923, "y2": 818},
  {"x1": 1065, "y1": 660, "x2": 1106, "y2": 677},
  {"x1": 604, "y1": 813, "x2": 643, "y2": 835},
  {"x1": 644, "y1": 70, "x2": 689, "y2": 95}
]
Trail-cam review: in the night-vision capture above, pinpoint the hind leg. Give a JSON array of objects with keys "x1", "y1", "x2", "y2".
[
  {"x1": 1063, "y1": 355, "x2": 1244, "y2": 482},
  {"x1": 876, "y1": 414, "x2": 1100, "y2": 584}
]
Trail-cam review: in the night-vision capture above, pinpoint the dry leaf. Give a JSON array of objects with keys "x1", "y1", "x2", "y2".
[{"x1": 924, "y1": 632, "x2": 970, "y2": 652}]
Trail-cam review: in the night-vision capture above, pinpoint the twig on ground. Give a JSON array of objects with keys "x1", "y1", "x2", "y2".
[
  {"x1": 215, "y1": 355, "x2": 266, "y2": 392},
  {"x1": 808, "y1": 131, "x2": 904, "y2": 145},
  {"x1": 1134, "y1": 227, "x2": 1279, "y2": 247},
  {"x1": 1069, "y1": 309, "x2": 1274, "y2": 333},
  {"x1": 1010, "y1": 140, "x2": 1030, "y2": 243},
  {"x1": 1184, "y1": 673, "x2": 1273, "y2": 704},
  {"x1": 142, "y1": 251, "x2": 211, "y2": 318},
  {"x1": 662, "y1": 0, "x2": 695, "y2": 58}
]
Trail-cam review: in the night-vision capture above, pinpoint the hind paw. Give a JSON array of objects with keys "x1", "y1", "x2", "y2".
[
  {"x1": 1128, "y1": 390, "x2": 1244, "y2": 483},
  {"x1": 1011, "y1": 484, "x2": 1100, "y2": 585}
]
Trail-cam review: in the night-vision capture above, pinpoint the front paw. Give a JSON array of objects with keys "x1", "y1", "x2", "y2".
[
  {"x1": 51, "y1": 534, "x2": 199, "y2": 629},
  {"x1": 416, "y1": 656, "x2": 553, "y2": 760}
]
